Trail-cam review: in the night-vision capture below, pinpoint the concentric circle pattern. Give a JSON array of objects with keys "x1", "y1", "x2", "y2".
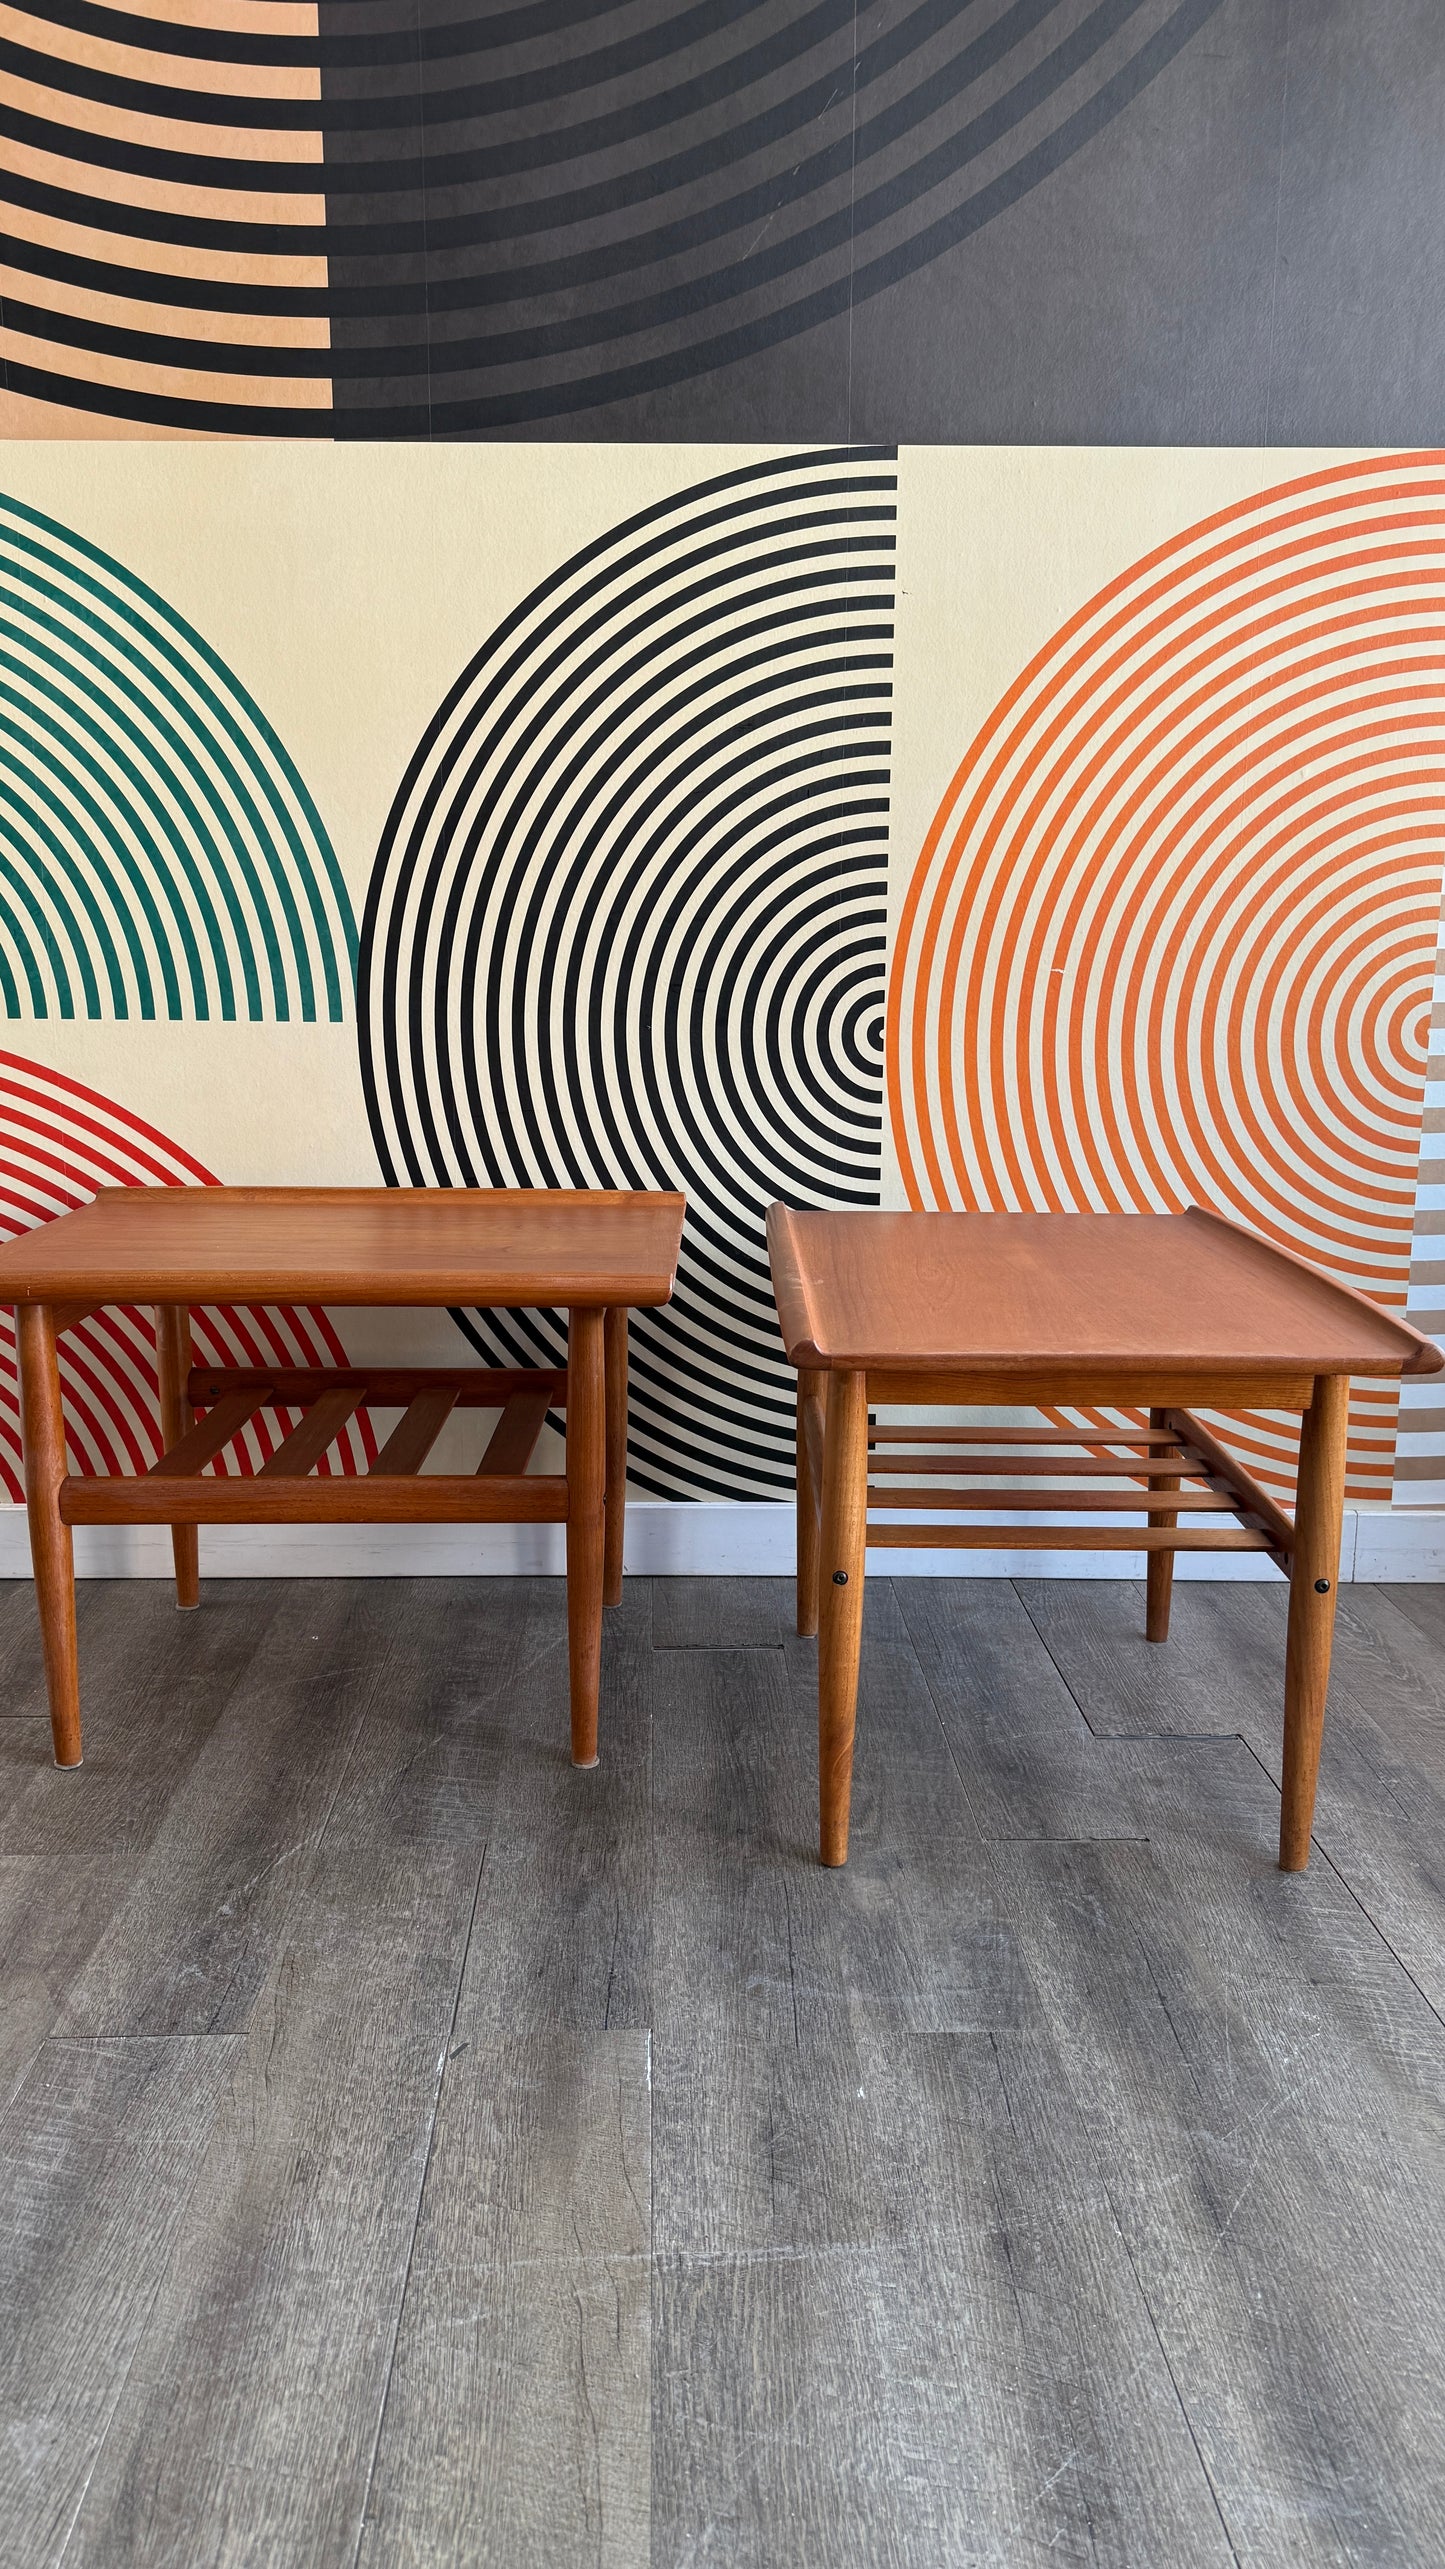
[
  {"x1": 0, "y1": 1051, "x2": 375, "y2": 1499},
  {"x1": 0, "y1": 492, "x2": 356, "y2": 1020},
  {"x1": 1, "y1": 0, "x2": 332, "y2": 434},
  {"x1": 360, "y1": 448, "x2": 896, "y2": 1497},
  {"x1": 2, "y1": 0, "x2": 1223, "y2": 434},
  {"x1": 888, "y1": 452, "x2": 1445, "y2": 1497}
]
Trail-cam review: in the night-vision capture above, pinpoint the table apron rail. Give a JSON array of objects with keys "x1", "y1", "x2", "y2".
[
  {"x1": 59, "y1": 1474, "x2": 569, "y2": 1527},
  {"x1": 861, "y1": 1368, "x2": 1316, "y2": 1409}
]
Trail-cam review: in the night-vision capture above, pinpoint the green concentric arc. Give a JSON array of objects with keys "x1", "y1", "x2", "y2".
[{"x1": 0, "y1": 493, "x2": 356, "y2": 1021}]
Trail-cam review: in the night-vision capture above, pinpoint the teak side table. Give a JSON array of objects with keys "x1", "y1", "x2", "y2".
[
  {"x1": 1, "y1": 1185, "x2": 685, "y2": 1771},
  {"x1": 767, "y1": 1204, "x2": 1443, "y2": 1872}
]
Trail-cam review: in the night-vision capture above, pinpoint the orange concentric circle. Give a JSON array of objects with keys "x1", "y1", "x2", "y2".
[{"x1": 888, "y1": 454, "x2": 1445, "y2": 1495}]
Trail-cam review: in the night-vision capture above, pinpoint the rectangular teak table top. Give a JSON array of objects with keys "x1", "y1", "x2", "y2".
[
  {"x1": 766, "y1": 1204, "x2": 1441, "y2": 1383},
  {"x1": 0, "y1": 1185, "x2": 686, "y2": 1309}
]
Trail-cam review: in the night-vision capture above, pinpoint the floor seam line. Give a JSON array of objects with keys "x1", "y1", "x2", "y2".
[
  {"x1": 1009, "y1": 1576, "x2": 1116, "y2": 1738},
  {"x1": 983, "y1": 1834, "x2": 1246, "y2": 2567},
  {"x1": 1235, "y1": 1734, "x2": 1445, "y2": 2036},
  {"x1": 346, "y1": 1834, "x2": 490, "y2": 2568},
  {"x1": 1109, "y1": 2210, "x2": 1245, "y2": 2569},
  {"x1": 890, "y1": 1580, "x2": 993, "y2": 1839}
]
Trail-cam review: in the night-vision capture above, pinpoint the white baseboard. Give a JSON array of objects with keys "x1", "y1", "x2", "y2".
[
  {"x1": 1351, "y1": 1505, "x2": 1445, "y2": 1580},
  {"x1": 0, "y1": 1499, "x2": 1439, "y2": 1580}
]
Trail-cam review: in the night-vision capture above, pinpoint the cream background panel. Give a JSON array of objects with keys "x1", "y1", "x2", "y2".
[{"x1": 0, "y1": 441, "x2": 790, "y2": 922}]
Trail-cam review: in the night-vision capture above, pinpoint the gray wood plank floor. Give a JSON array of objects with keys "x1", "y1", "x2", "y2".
[{"x1": 1, "y1": 1573, "x2": 1443, "y2": 2567}]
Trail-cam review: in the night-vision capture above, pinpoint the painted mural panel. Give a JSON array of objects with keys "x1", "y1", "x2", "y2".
[
  {"x1": 0, "y1": 439, "x2": 1440, "y2": 1511},
  {"x1": 4, "y1": 1, "x2": 1443, "y2": 447}
]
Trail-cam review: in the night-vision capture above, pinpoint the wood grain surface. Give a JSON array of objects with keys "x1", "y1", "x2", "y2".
[
  {"x1": 0, "y1": 1185, "x2": 687, "y2": 1308},
  {"x1": 1, "y1": 1571, "x2": 1442, "y2": 2566},
  {"x1": 766, "y1": 1203, "x2": 1442, "y2": 1377}
]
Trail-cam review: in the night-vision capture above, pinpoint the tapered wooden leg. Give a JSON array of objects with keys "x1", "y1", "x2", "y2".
[
  {"x1": 818, "y1": 1369, "x2": 868, "y2": 1866},
  {"x1": 154, "y1": 1303, "x2": 200, "y2": 1609},
  {"x1": 17, "y1": 1302, "x2": 81, "y2": 1767},
  {"x1": 603, "y1": 1306, "x2": 628, "y2": 1609},
  {"x1": 1280, "y1": 1373, "x2": 1349, "y2": 1872},
  {"x1": 796, "y1": 1367, "x2": 825, "y2": 1638},
  {"x1": 566, "y1": 1305, "x2": 606, "y2": 1768},
  {"x1": 1145, "y1": 1405, "x2": 1177, "y2": 1643}
]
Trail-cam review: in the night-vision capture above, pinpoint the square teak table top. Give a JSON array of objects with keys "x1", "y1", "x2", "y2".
[
  {"x1": 767, "y1": 1204, "x2": 1437, "y2": 1392},
  {"x1": 767, "y1": 1203, "x2": 1441, "y2": 1873},
  {"x1": 1, "y1": 1184, "x2": 686, "y2": 1777}
]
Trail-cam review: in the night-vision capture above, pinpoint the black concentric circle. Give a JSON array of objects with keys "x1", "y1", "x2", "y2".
[
  {"x1": 358, "y1": 446, "x2": 896, "y2": 1496},
  {"x1": 3, "y1": 0, "x2": 1226, "y2": 432}
]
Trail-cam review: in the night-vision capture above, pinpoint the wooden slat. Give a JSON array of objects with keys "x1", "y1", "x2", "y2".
[
  {"x1": 147, "y1": 1389, "x2": 266, "y2": 1481},
  {"x1": 866, "y1": 1425, "x2": 1184, "y2": 1446},
  {"x1": 865, "y1": 1522, "x2": 1274, "y2": 1551},
  {"x1": 188, "y1": 1364, "x2": 568, "y2": 1409},
  {"x1": 257, "y1": 1387, "x2": 364, "y2": 1480},
  {"x1": 60, "y1": 1475, "x2": 569, "y2": 1527},
  {"x1": 865, "y1": 1452, "x2": 1196, "y2": 1478},
  {"x1": 865, "y1": 1485, "x2": 1238, "y2": 1513},
  {"x1": 478, "y1": 1388, "x2": 553, "y2": 1479},
  {"x1": 370, "y1": 1389, "x2": 458, "y2": 1478}
]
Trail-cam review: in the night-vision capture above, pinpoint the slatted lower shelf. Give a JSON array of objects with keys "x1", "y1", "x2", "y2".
[
  {"x1": 858, "y1": 1409, "x2": 1293, "y2": 1569},
  {"x1": 58, "y1": 1363, "x2": 570, "y2": 1528}
]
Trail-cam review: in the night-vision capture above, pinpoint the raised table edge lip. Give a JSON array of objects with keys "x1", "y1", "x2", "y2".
[
  {"x1": 770, "y1": 1355, "x2": 1422, "y2": 1389},
  {"x1": 763, "y1": 1201, "x2": 1445, "y2": 1380}
]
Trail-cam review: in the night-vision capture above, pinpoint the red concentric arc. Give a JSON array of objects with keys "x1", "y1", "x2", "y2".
[
  {"x1": 887, "y1": 453, "x2": 1445, "y2": 1497},
  {"x1": 0, "y1": 1052, "x2": 375, "y2": 1500}
]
